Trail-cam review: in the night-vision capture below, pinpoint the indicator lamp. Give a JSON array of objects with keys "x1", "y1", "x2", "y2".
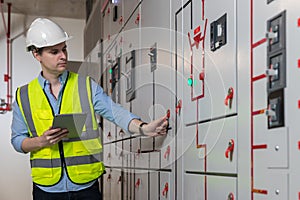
[{"x1": 187, "y1": 77, "x2": 193, "y2": 86}]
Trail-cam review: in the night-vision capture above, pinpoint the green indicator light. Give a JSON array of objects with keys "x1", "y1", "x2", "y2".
[
  {"x1": 187, "y1": 78, "x2": 193, "y2": 86},
  {"x1": 109, "y1": 69, "x2": 113, "y2": 74}
]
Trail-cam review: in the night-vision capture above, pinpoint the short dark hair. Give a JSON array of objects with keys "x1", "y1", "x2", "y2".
[{"x1": 28, "y1": 46, "x2": 44, "y2": 55}]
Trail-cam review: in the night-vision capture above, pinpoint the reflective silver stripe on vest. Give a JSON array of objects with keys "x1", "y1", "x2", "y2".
[
  {"x1": 30, "y1": 158, "x2": 62, "y2": 168},
  {"x1": 65, "y1": 153, "x2": 101, "y2": 166},
  {"x1": 78, "y1": 76, "x2": 99, "y2": 138},
  {"x1": 19, "y1": 85, "x2": 38, "y2": 137},
  {"x1": 31, "y1": 153, "x2": 101, "y2": 168}
]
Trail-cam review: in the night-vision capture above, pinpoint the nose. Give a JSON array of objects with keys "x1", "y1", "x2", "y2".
[{"x1": 59, "y1": 50, "x2": 67, "y2": 60}]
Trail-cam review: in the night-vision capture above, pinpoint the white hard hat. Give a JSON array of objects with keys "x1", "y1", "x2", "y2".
[{"x1": 26, "y1": 18, "x2": 72, "y2": 51}]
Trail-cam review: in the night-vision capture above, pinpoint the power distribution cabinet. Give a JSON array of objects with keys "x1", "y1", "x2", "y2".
[{"x1": 82, "y1": 0, "x2": 300, "y2": 199}]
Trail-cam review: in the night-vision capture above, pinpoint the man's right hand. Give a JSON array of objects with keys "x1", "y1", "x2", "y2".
[
  {"x1": 39, "y1": 127, "x2": 69, "y2": 147},
  {"x1": 21, "y1": 127, "x2": 68, "y2": 153}
]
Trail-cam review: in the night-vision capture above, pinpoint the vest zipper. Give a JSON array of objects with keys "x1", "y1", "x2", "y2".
[{"x1": 58, "y1": 141, "x2": 68, "y2": 189}]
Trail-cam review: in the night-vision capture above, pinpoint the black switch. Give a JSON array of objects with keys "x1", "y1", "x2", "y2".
[
  {"x1": 267, "y1": 89, "x2": 284, "y2": 129},
  {"x1": 267, "y1": 11, "x2": 286, "y2": 54},
  {"x1": 210, "y1": 13, "x2": 227, "y2": 51},
  {"x1": 113, "y1": 5, "x2": 118, "y2": 22}
]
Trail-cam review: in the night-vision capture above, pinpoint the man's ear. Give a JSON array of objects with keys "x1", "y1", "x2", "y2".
[{"x1": 32, "y1": 50, "x2": 42, "y2": 62}]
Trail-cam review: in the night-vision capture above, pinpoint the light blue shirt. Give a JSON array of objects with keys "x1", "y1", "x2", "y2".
[{"x1": 11, "y1": 70, "x2": 139, "y2": 192}]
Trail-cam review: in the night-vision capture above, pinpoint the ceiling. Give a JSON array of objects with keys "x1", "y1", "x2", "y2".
[{"x1": 1, "y1": 0, "x2": 86, "y2": 19}]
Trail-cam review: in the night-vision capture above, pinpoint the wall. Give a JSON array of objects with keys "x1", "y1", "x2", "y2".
[{"x1": 0, "y1": 14, "x2": 84, "y2": 200}]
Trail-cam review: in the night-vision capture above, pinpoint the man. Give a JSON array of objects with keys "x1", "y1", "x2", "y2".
[{"x1": 11, "y1": 18, "x2": 168, "y2": 200}]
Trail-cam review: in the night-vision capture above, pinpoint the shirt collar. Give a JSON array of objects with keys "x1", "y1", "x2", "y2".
[{"x1": 38, "y1": 70, "x2": 69, "y2": 89}]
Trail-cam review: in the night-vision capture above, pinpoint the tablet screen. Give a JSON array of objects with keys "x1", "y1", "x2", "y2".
[{"x1": 52, "y1": 113, "x2": 87, "y2": 138}]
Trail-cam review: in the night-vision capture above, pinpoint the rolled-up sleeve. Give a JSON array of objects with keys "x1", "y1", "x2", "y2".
[
  {"x1": 11, "y1": 101, "x2": 30, "y2": 153},
  {"x1": 91, "y1": 80, "x2": 140, "y2": 133}
]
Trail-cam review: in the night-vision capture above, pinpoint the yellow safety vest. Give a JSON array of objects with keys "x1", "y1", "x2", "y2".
[{"x1": 16, "y1": 71, "x2": 105, "y2": 186}]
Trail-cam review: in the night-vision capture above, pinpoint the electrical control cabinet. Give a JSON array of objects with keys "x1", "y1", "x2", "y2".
[{"x1": 82, "y1": 0, "x2": 300, "y2": 199}]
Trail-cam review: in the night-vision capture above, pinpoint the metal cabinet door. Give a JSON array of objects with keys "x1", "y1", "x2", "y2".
[
  {"x1": 103, "y1": 170, "x2": 112, "y2": 199},
  {"x1": 134, "y1": 170, "x2": 149, "y2": 200},
  {"x1": 111, "y1": 169, "x2": 122, "y2": 200},
  {"x1": 155, "y1": 134, "x2": 175, "y2": 170},
  {"x1": 207, "y1": 176, "x2": 237, "y2": 200},
  {"x1": 267, "y1": 127, "x2": 288, "y2": 168},
  {"x1": 103, "y1": 119, "x2": 114, "y2": 144},
  {"x1": 149, "y1": 171, "x2": 159, "y2": 200},
  {"x1": 160, "y1": 172, "x2": 172, "y2": 200},
  {"x1": 103, "y1": 143, "x2": 112, "y2": 166},
  {"x1": 184, "y1": 117, "x2": 237, "y2": 174},
  {"x1": 183, "y1": 173, "x2": 206, "y2": 200},
  {"x1": 199, "y1": 0, "x2": 237, "y2": 121}
]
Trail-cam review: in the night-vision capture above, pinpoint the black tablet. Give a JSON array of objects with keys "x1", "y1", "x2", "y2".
[{"x1": 52, "y1": 113, "x2": 87, "y2": 138}]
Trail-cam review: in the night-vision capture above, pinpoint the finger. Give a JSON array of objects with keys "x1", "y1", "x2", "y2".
[
  {"x1": 161, "y1": 119, "x2": 169, "y2": 127},
  {"x1": 165, "y1": 120, "x2": 170, "y2": 126},
  {"x1": 161, "y1": 128, "x2": 168, "y2": 133},
  {"x1": 155, "y1": 127, "x2": 165, "y2": 132},
  {"x1": 163, "y1": 114, "x2": 169, "y2": 121},
  {"x1": 159, "y1": 131, "x2": 167, "y2": 135},
  {"x1": 158, "y1": 114, "x2": 168, "y2": 123},
  {"x1": 50, "y1": 132, "x2": 68, "y2": 145},
  {"x1": 46, "y1": 127, "x2": 63, "y2": 136},
  {"x1": 54, "y1": 130, "x2": 68, "y2": 139},
  {"x1": 50, "y1": 130, "x2": 68, "y2": 141},
  {"x1": 156, "y1": 130, "x2": 167, "y2": 136},
  {"x1": 159, "y1": 123, "x2": 169, "y2": 132},
  {"x1": 155, "y1": 127, "x2": 168, "y2": 134}
]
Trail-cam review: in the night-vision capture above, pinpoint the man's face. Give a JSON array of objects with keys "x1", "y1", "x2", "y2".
[{"x1": 34, "y1": 42, "x2": 68, "y2": 77}]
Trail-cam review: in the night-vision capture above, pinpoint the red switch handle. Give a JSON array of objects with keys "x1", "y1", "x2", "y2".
[
  {"x1": 227, "y1": 192, "x2": 234, "y2": 200},
  {"x1": 225, "y1": 139, "x2": 234, "y2": 158},
  {"x1": 117, "y1": 176, "x2": 122, "y2": 184},
  {"x1": 164, "y1": 145, "x2": 171, "y2": 159},
  {"x1": 135, "y1": 148, "x2": 141, "y2": 158},
  {"x1": 107, "y1": 174, "x2": 111, "y2": 182},
  {"x1": 166, "y1": 109, "x2": 170, "y2": 119},
  {"x1": 162, "y1": 182, "x2": 169, "y2": 197},
  {"x1": 107, "y1": 131, "x2": 112, "y2": 139},
  {"x1": 176, "y1": 100, "x2": 182, "y2": 114},
  {"x1": 224, "y1": 87, "x2": 234, "y2": 107},
  {"x1": 119, "y1": 129, "x2": 124, "y2": 136},
  {"x1": 135, "y1": 178, "x2": 141, "y2": 188},
  {"x1": 119, "y1": 16, "x2": 123, "y2": 24},
  {"x1": 135, "y1": 13, "x2": 140, "y2": 24}
]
